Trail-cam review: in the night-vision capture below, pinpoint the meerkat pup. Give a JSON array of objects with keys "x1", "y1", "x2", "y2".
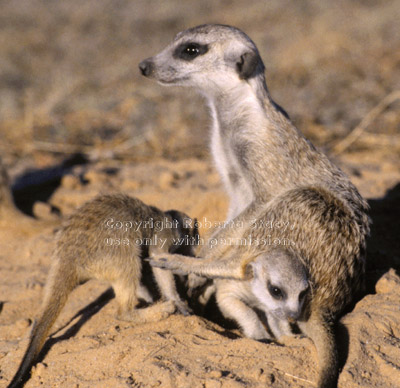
[
  {"x1": 140, "y1": 24, "x2": 370, "y2": 388},
  {"x1": 8, "y1": 194, "x2": 198, "y2": 388}
]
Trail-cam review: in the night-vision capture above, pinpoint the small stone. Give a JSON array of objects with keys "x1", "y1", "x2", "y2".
[
  {"x1": 208, "y1": 370, "x2": 223, "y2": 379},
  {"x1": 32, "y1": 362, "x2": 47, "y2": 377},
  {"x1": 375, "y1": 269, "x2": 400, "y2": 294}
]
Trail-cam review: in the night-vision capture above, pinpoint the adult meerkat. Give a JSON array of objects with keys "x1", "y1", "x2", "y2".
[
  {"x1": 8, "y1": 194, "x2": 198, "y2": 388},
  {"x1": 140, "y1": 24, "x2": 370, "y2": 388}
]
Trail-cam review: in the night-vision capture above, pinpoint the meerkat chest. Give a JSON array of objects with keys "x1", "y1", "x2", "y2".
[{"x1": 210, "y1": 121, "x2": 254, "y2": 216}]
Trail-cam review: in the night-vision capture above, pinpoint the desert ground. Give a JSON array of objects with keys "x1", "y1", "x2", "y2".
[{"x1": 0, "y1": 0, "x2": 399, "y2": 387}]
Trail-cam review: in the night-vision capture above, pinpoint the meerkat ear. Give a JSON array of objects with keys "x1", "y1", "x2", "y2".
[
  {"x1": 236, "y1": 51, "x2": 259, "y2": 80},
  {"x1": 241, "y1": 257, "x2": 259, "y2": 280}
]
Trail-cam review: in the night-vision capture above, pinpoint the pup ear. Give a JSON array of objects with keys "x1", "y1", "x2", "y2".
[
  {"x1": 241, "y1": 257, "x2": 259, "y2": 280},
  {"x1": 236, "y1": 51, "x2": 260, "y2": 80}
]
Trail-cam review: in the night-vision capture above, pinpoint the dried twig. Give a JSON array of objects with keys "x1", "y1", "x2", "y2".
[
  {"x1": 283, "y1": 371, "x2": 316, "y2": 386},
  {"x1": 332, "y1": 90, "x2": 400, "y2": 155}
]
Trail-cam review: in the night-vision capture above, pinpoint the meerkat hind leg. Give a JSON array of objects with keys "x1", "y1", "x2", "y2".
[
  {"x1": 152, "y1": 267, "x2": 192, "y2": 316},
  {"x1": 113, "y1": 279, "x2": 175, "y2": 324}
]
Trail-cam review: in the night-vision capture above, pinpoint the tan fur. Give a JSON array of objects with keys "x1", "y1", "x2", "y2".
[
  {"x1": 8, "y1": 194, "x2": 198, "y2": 388},
  {"x1": 141, "y1": 24, "x2": 370, "y2": 388}
]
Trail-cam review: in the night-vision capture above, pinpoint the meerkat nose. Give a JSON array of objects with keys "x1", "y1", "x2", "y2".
[
  {"x1": 139, "y1": 60, "x2": 154, "y2": 77},
  {"x1": 287, "y1": 310, "x2": 301, "y2": 323}
]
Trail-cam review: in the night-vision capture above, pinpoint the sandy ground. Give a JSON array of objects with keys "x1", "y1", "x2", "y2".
[{"x1": 1, "y1": 1, "x2": 400, "y2": 387}]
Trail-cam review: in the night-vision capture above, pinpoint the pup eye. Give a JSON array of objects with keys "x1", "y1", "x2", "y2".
[{"x1": 268, "y1": 284, "x2": 284, "y2": 299}]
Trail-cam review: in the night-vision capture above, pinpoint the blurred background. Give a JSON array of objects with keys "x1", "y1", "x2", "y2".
[{"x1": 0, "y1": 0, "x2": 399, "y2": 171}]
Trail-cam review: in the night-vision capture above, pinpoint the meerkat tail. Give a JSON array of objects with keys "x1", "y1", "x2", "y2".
[
  {"x1": 298, "y1": 311, "x2": 339, "y2": 388},
  {"x1": 8, "y1": 261, "x2": 79, "y2": 388},
  {"x1": 149, "y1": 253, "x2": 251, "y2": 280}
]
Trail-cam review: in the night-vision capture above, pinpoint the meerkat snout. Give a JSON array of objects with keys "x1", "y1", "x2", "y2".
[{"x1": 139, "y1": 59, "x2": 154, "y2": 77}]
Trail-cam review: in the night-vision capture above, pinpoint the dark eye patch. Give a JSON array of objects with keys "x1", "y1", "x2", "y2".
[
  {"x1": 173, "y1": 42, "x2": 208, "y2": 61},
  {"x1": 267, "y1": 281, "x2": 285, "y2": 300}
]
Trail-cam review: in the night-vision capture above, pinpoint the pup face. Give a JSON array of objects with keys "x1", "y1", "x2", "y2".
[
  {"x1": 139, "y1": 24, "x2": 264, "y2": 95},
  {"x1": 250, "y1": 252, "x2": 310, "y2": 322}
]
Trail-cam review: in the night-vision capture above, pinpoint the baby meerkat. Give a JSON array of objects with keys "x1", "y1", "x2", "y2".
[
  {"x1": 8, "y1": 194, "x2": 198, "y2": 388},
  {"x1": 140, "y1": 23, "x2": 370, "y2": 388}
]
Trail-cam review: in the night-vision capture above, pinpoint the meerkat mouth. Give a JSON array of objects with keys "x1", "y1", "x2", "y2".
[{"x1": 156, "y1": 76, "x2": 190, "y2": 86}]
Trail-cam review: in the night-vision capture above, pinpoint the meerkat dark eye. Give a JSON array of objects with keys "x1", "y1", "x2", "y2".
[
  {"x1": 185, "y1": 44, "x2": 200, "y2": 56},
  {"x1": 174, "y1": 42, "x2": 209, "y2": 61},
  {"x1": 268, "y1": 283, "x2": 284, "y2": 300}
]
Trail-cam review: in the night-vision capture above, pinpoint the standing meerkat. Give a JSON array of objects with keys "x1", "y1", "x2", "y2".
[
  {"x1": 8, "y1": 194, "x2": 198, "y2": 388},
  {"x1": 140, "y1": 24, "x2": 370, "y2": 388}
]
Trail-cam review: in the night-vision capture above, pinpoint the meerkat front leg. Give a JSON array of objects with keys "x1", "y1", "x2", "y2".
[
  {"x1": 216, "y1": 280, "x2": 271, "y2": 340},
  {"x1": 137, "y1": 283, "x2": 154, "y2": 304},
  {"x1": 266, "y1": 313, "x2": 293, "y2": 339}
]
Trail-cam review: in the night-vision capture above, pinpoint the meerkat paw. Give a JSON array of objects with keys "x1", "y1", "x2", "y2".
[
  {"x1": 147, "y1": 255, "x2": 189, "y2": 275},
  {"x1": 157, "y1": 300, "x2": 177, "y2": 316},
  {"x1": 241, "y1": 319, "x2": 272, "y2": 341},
  {"x1": 173, "y1": 300, "x2": 192, "y2": 316},
  {"x1": 187, "y1": 274, "x2": 208, "y2": 290},
  {"x1": 117, "y1": 301, "x2": 176, "y2": 323}
]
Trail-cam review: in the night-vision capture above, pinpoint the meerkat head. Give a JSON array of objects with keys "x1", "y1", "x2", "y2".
[
  {"x1": 249, "y1": 249, "x2": 310, "y2": 323},
  {"x1": 139, "y1": 24, "x2": 265, "y2": 95},
  {"x1": 164, "y1": 210, "x2": 199, "y2": 255}
]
